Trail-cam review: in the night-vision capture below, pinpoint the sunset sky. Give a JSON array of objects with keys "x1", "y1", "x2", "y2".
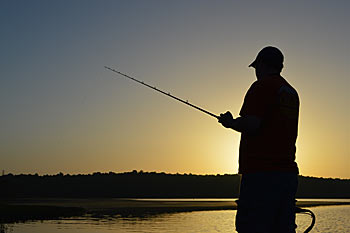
[{"x1": 1, "y1": 1, "x2": 349, "y2": 179}]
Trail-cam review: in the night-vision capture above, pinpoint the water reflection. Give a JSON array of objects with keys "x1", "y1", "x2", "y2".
[
  {"x1": 4, "y1": 206, "x2": 350, "y2": 233},
  {"x1": 0, "y1": 224, "x2": 11, "y2": 233}
]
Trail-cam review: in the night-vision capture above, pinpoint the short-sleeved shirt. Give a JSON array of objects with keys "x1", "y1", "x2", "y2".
[{"x1": 238, "y1": 74, "x2": 299, "y2": 174}]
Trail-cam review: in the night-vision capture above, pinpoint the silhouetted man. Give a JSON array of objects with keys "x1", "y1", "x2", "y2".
[{"x1": 219, "y1": 46, "x2": 299, "y2": 233}]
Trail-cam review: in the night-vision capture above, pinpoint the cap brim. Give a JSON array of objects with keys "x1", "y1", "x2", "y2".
[{"x1": 248, "y1": 60, "x2": 256, "y2": 68}]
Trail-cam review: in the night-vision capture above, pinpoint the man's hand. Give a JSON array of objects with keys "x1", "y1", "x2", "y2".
[{"x1": 218, "y1": 111, "x2": 235, "y2": 129}]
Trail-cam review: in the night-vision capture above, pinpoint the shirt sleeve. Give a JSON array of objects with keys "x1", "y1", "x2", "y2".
[{"x1": 239, "y1": 81, "x2": 275, "y2": 118}]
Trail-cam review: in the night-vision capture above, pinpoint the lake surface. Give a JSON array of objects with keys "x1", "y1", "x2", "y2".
[
  {"x1": 136, "y1": 198, "x2": 350, "y2": 202},
  {"x1": 2, "y1": 205, "x2": 349, "y2": 233}
]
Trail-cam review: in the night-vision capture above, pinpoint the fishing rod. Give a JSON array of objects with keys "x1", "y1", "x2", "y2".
[{"x1": 104, "y1": 66, "x2": 219, "y2": 119}]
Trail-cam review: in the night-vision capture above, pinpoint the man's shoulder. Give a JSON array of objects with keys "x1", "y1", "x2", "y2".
[
  {"x1": 277, "y1": 76, "x2": 299, "y2": 98},
  {"x1": 278, "y1": 84, "x2": 298, "y2": 97},
  {"x1": 263, "y1": 75, "x2": 298, "y2": 93}
]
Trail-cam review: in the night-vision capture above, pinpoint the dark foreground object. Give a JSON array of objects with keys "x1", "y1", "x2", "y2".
[
  {"x1": 295, "y1": 207, "x2": 315, "y2": 233},
  {"x1": 0, "y1": 204, "x2": 85, "y2": 223}
]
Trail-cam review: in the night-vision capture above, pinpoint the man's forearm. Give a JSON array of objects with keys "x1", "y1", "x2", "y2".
[{"x1": 230, "y1": 116, "x2": 261, "y2": 134}]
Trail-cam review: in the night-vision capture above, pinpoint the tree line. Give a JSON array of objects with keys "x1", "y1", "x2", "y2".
[{"x1": 1, "y1": 170, "x2": 349, "y2": 198}]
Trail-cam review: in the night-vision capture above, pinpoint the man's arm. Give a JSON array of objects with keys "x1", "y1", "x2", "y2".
[{"x1": 218, "y1": 111, "x2": 261, "y2": 134}]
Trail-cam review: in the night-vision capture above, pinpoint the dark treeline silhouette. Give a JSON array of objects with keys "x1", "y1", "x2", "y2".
[{"x1": 1, "y1": 170, "x2": 349, "y2": 198}]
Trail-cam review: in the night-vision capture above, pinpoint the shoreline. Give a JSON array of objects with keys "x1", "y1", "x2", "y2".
[{"x1": 1, "y1": 198, "x2": 350, "y2": 223}]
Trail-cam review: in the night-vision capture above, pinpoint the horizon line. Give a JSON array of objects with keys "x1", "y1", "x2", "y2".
[{"x1": 1, "y1": 170, "x2": 349, "y2": 180}]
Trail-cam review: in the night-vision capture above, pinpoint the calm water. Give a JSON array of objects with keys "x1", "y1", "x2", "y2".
[{"x1": 2, "y1": 205, "x2": 350, "y2": 233}]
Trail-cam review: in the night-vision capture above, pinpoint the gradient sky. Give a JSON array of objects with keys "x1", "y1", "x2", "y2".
[{"x1": 1, "y1": 0, "x2": 349, "y2": 178}]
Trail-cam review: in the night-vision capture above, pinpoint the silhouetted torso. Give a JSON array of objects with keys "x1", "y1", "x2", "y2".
[{"x1": 238, "y1": 74, "x2": 299, "y2": 174}]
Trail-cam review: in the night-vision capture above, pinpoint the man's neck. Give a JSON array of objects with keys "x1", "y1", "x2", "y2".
[{"x1": 257, "y1": 72, "x2": 280, "y2": 81}]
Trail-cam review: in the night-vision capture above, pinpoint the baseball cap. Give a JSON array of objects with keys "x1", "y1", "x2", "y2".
[{"x1": 249, "y1": 46, "x2": 284, "y2": 68}]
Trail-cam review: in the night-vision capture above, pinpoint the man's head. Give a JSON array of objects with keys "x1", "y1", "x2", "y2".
[{"x1": 249, "y1": 46, "x2": 284, "y2": 79}]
